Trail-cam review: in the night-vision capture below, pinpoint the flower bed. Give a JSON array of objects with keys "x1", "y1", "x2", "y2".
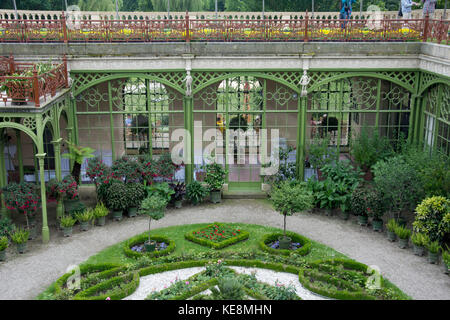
[
  {"x1": 123, "y1": 234, "x2": 176, "y2": 259},
  {"x1": 184, "y1": 222, "x2": 249, "y2": 249},
  {"x1": 259, "y1": 232, "x2": 312, "y2": 256}
]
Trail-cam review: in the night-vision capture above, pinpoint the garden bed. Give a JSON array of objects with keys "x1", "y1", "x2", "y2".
[
  {"x1": 123, "y1": 234, "x2": 176, "y2": 259},
  {"x1": 184, "y1": 222, "x2": 250, "y2": 250},
  {"x1": 259, "y1": 232, "x2": 312, "y2": 256}
]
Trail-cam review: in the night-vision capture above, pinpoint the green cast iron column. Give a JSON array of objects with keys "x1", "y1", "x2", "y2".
[
  {"x1": 408, "y1": 94, "x2": 420, "y2": 145},
  {"x1": 15, "y1": 129, "x2": 24, "y2": 181},
  {"x1": 184, "y1": 96, "x2": 193, "y2": 184},
  {"x1": 52, "y1": 138, "x2": 64, "y2": 219},
  {"x1": 298, "y1": 96, "x2": 307, "y2": 181},
  {"x1": 0, "y1": 130, "x2": 8, "y2": 218},
  {"x1": 35, "y1": 115, "x2": 50, "y2": 244},
  {"x1": 107, "y1": 81, "x2": 116, "y2": 161}
]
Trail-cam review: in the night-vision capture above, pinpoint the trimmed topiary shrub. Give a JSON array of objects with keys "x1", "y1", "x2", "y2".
[{"x1": 259, "y1": 232, "x2": 312, "y2": 256}]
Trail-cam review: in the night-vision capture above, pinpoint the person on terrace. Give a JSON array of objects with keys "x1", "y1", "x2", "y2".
[
  {"x1": 340, "y1": 0, "x2": 356, "y2": 28},
  {"x1": 419, "y1": 0, "x2": 437, "y2": 18},
  {"x1": 401, "y1": 0, "x2": 420, "y2": 20}
]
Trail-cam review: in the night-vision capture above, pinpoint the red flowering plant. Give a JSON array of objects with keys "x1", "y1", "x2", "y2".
[
  {"x1": 140, "y1": 156, "x2": 159, "y2": 185},
  {"x1": 153, "y1": 152, "x2": 184, "y2": 182},
  {"x1": 95, "y1": 170, "x2": 121, "y2": 203},
  {"x1": 56, "y1": 175, "x2": 79, "y2": 200},
  {"x1": 1, "y1": 182, "x2": 40, "y2": 228},
  {"x1": 86, "y1": 157, "x2": 110, "y2": 184},
  {"x1": 111, "y1": 156, "x2": 142, "y2": 183}
]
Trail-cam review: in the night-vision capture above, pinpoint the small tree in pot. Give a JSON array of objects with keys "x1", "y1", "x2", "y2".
[
  {"x1": 204, "y1": 162, "x2": 227, "y2": 204},
  {"x1": 270, "y1": 181, "x2": 314, "y2": 249},
  {"x1": 139, "y1": 194, "x2": 168, "y2": 252}
]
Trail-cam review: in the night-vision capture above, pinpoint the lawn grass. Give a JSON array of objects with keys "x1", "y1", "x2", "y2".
[{"x1": 37, "y1": 222, "x2": 411, "y2": 300}]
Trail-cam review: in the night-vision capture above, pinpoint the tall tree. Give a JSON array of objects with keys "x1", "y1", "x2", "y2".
[{"x1": 77, "y1": 0, "x2": 122, "y2": 11}]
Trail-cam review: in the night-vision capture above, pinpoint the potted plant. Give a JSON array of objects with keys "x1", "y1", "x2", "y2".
[
  {"x1": 186, "y1": 181, "x2": 208, "y2": 205},
  {"x1": 112, "y1": 156, "x2": 143, "y2": 183},
  {"x1": 125, "y1": 183, "x2": 146, "y2": 217},
  {"x1": 367, "y1": 189, "x2": 384, "y2": 232},
  {"x1": 394, "y1": 225, "x2": 411, "y2": 249},
  {"x1": 413, "y1": 196, "x2": 449, "y2": 245},
  {"x1": 386, "y1": 219, "x2": 398, "y2": 242},
  {"x1": 204, "y1": 162, "x2": 227, "y2": 204},
  {"x1": 93, "y1": 202, "x2": 109, "y2": 226},
  {"x1": 307, "y1": 133, "x2": 336, "y2": 180},
  {"x1": 105, "y1": 181, "x2": 128, "y2": 221},
  {"x1": 60, "y1": 215, "x2": 76, "y2": 237},
  {"x1": 442, "y1": 249, "x2": 449, "y2": 275},
  {"x1": 425, "y1": 240, "x2": 441, "y2": 264},
  {"x1": 10, "y1": 228, "x2": 29, "y2": 254},
  {"x1": 0, "y1": 236, "x2": 8, "y2": 261},
  {"x1": 56, "y1": 175, "x2": 80, "y2": 214},
  {"x1": 169, "y1": 182, "x2": 186, "y2": 209},
  {"x1": 139, "y1": 194, "x2": 168, "y2": 252},
  {"x1": 86, "y1": 157, "x2": 110, "y2": 185},
  {"x1": 270, "y1": 181, "x2": 314, "y2": 249},
  {"x1": 350, "y1": 186, "x2": 370, "y2": 226},
  {"x1": 349, "y1": 126, "x2": 393, "y2": 181},
  {"x1": 75, "y1": 209, "x2": 94, "y2": 232},
  {"x1": 411, "y1": 232, "x2": 428, "y2": 256},
  {"x1": 62, "y1": 140, "x2": 96, "y2": 185}
]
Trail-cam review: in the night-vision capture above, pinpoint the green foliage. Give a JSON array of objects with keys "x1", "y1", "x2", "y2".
[
  {"x1": 307, "y1": 134, "x2": 336, "y2": 171},
  {"x1": 262, "y1": 145, "x2": 297, "y2": 188},
  {"x1": 425, "y1": 240, "x2": 441, "y2": 254},
  {"x1": 373, "y1": 156, "x2": 424, "y2": 217},
  {"x1": 93, "y1": 202, "x2": 109, "y2": 218},
  {"x1": 60, "y1": 215, "x2": 76, "y2": 228},
  {"x1": 186, "y1": 181, "x2": 208, "y2": 205},
  {"x1": 211, "y1": 276, "x2": 246, "y2": 300},
  {"x1": 75, "y1": 209, "x2": 94, "y2": 223},
  {"x1": 125, "y1": 183, "x2": 146, "y2": 207},
  {"x1": 386, "y1": 219, "x2": 398, "y2": 233},
  {"x1": 10, "y1": 228, "x2": 29, "y2": 245},
  {"x1": 401, "y1": 145, "x2": 450, "y2": 198},
  {"x1": 169, "y1": 182, "x2": 186, "y2": 202},
  {"x1": 139, "y1": 194, "x2": 168, "y2": 220},
  {"x1": 124, "y1": 234, "x2": 176, "y2": 259},
  {"x1": 411, "y1": 232, "x2": 428, "y2": 247},
  {"x1": 145, "y1": 182, "x2": 175, "y2": 203},
  {"x1": 228, "y1": 114, "x2": 248, "y2": 131},
  {"x1": 62, "y1": 140, "x2": 95, "y2": 165},
  {"x1": 0, "y1": 236, "x2": 8, "y2": 251},
  {"x1": 394, "y1": 226, "x2": 411, "y2": 240},
  {"x1": 57, "y1": 175, "x2": 79, "y2": 200},
  {"x1": 351, "y1": 185, "x2": 384, "y2": 218},
  {"x1": 86, "y1": 157, "x2": 110, "y2": 184},
  {"x1": 105, "y1": 181, "x2": 129, "y2": 210},
  {"x1": 78, "y1": 0, "x2": 120, "y2": 11},
  {"x1": 2, "y1": 182, "x2": 41, "y2": 216},
  {"x1": 442, "y1": 250, "x2": 450, "y2": 265},
  {"x1": 350, "y1": 126, "x2": 393, "y2": 170},
  {"x1": 204, "y1": 162, "x2": 227, "y2": 192},
  {"x1": 413, "y1": 196, "x2": 450, "y2": 243},
  {"x1": 0, "y1": 216, "x2": 15, "y2": 239},
  {"x1": 270, "y1": 181, "x2": 314, "y2": 216}
]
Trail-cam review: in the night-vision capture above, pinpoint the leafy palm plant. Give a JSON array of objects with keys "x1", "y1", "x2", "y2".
[{"x1": 62, "y1": 140, "x2": 96, "y2": 184}]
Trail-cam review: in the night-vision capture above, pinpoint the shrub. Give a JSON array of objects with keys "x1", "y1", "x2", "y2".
[
  {"x1": 262, "y1": 145, "x2": 297, "y2": 188},
  {"x1": 351, "y1": 185, "x2": 384, "y2": 219},
  {"x1": 386, "y1": 219, "x2": 398, "y2": 233},
  {"x1": 443, "y1": 250, "x2": 450, "y2": 266},
  {"x1": 413, "y1": 196, "x2": 450, "y2": 243},
  {"x1": 186, "y1": 181, "x2": 208, "y2": 205},
  {"x1": 75, "y1": 210, "x2": 94, "y2": 223},
  {"x1": 112, "y1": 156, "x2": 142, "y2": 183},
  {"x1": 169, "y1": 182, "x2": 186, "y2": 202},
  {"x1": 153, "y1": 152, "x2": 183, "y2": 181},
  {"x1": 307, "y1": 133, "x2": 336, "y2": 171},
  {"x1": 86, "y1": 157, "x2": 110, "y2": 184},
  {"x1": 125, "y1": 183, "x2": 146, "y2": 208},
  {"x1": 394, "y1": 226, "x2": 411, "y2": 240},
  {"x1": 270, "y1": 181, "x2": 314, "y2": 238},
  {"x1": 373, "y1": 156, "x2": 424, "y2": 220},
  {"x1": 204, "y1": 162, "x2": 227, "y2": 192},
  {"x1": 93, "y1": 202, "x2": 109, "y2": 218},
  {"x1": 425, "y1": 240, "x2": 441, "y2": 254},
  {"x1": 2, "y1": 182, "x2": 41, "y2": 218},
  {"x1": 0, "y1": 216, "x2": 15, "y2": 238},
  {"x1": 10, "y1": 228, "x2": 29, "y2": 245},
  {"x1": 411, "y1": 232, "x2": 428, "y2": 247},
  {"x1": 60, "y1": 215, "x2": 76, "y2": 228},
  {"x1": 145, "y1": 182, "x2": 174, "y2": 203},
  {"x1": 210, "y1": 277, "x2": 246, "y2": 300},
  {"x1": 0, "y1": 236, "x2": 8, "y2": 251},
  {"x1": 349, "y1": 126, "x2": 393, "y2": 171},
  {"x1": 57, "y1": 175, "x2": 79, "y2": 200},
  {"x1": 105, "y1": 181, "x2": 128, "y2": 211}
]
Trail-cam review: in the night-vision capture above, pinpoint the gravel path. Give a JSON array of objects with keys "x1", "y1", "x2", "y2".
[
  {"x1": 124, "y1": 266, "x2": 328, "y2": 300},
  {"x1": 0, "y1": 199, "x2": 449, "y2": 300}
]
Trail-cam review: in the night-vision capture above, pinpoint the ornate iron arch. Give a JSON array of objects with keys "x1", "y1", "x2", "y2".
[
  {"x1": 71, "y1": 72, "x2": 186, "y2": 97},
  {"x1": 0, "y1": 121, "x2": 39, "y2": 149}
]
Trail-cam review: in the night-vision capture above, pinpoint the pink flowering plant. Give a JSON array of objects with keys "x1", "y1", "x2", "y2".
[
  {"x1": 86, "y1": 157, "x2": 110, "y2": 184},
  {"x1": 56, "y1": 175, "x2": 79, "y2": 200}
]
